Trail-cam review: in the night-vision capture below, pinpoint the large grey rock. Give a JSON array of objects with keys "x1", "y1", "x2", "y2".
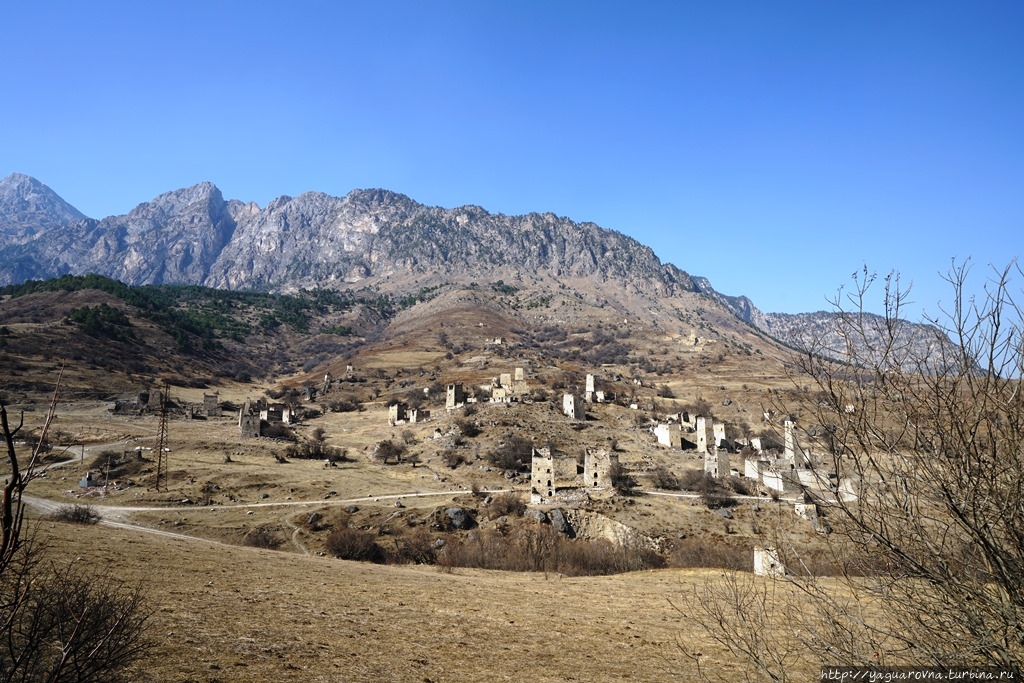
[
  {"x1": 445, "y1": 507, "x2": 472, "y2": 530},
  {"x1": 548, "y1": 508, "x2": 571, "y2": 535},
  {"x1": 526, "y1": 509, "x2": 548, "y2": 524}
]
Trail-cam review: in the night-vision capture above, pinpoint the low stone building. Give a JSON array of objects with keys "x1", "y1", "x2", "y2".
[
  {"x1": 654, "y1": 423, "x2": 682, "y2": 449},
  {"x1": 203, "y1": 393, "x2": 220, "y2": 418}
]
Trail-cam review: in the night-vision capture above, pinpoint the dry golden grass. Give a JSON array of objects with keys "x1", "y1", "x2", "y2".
[{"x1": 33, "y1": 514, "x2": 826, "y2": 683}]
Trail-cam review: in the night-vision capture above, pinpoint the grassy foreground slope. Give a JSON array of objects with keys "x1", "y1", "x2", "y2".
[{"x1": 36, "y1": 516, "x2": 820, "y2": 682}]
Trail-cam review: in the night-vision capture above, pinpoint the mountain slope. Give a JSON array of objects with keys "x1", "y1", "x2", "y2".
[
  {"x1": 0, "y1": 173, "x2": 87, "y2": 246},
  {"x1": 0, "y1": 173, "x2": 954, "y2": 363}
]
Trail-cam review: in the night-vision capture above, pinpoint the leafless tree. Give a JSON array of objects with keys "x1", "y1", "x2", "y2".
[
  {"x1": 1, "y1": 368, "x2": 152, "y2": 681},
  {"x1": 1, "y1": 367, "x2": 63, "y2": 574},
  {"x1": 681, "y1": 261, "x2": 1024, "y2": 678}
]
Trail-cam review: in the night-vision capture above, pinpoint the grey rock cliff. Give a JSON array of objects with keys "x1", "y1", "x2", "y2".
[
  {"x1": 0, "y1": 173, "x2": 953, "y2": 362},
  {"x1": 0, "y1": 173, "x2": 87, "y2": 247}
]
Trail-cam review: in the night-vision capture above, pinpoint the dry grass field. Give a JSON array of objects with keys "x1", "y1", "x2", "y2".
[{"x1": 32, "y1": 515, "x2": 823, "y2": 683}]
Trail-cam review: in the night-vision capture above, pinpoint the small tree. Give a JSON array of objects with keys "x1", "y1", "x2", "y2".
[
  {"x1": 682, "y1": 262, "x2": 1024, "y2": 678},
  {"x1": 608, "y1": 461, "x2": 637, "y2": 495},
  {"x1": 486, "y1": 435, "x2": 533, "y2": 471}
]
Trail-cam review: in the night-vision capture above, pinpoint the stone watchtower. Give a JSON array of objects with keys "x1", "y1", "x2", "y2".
[{"x1": 446, "y1": 383, "x2": 465, "y2": 410}]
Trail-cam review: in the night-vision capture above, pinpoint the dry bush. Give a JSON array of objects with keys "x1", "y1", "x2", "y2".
[
  {"x1": 242, "y1": 526, "x2": 283, "y2": 550},
  {"x1": 2, "y1": 371, "x2": 152, "y2": 681},
  {"x1": 608, "y1": 460, "x2": 637, "y2": 495},
  {"x1": 326, "y1": 527, "x2": 386, "y2": 563},
  {"x1": 486, "y1": 435, "x2": 533, "y2": 471},
  {"x1": 684, "y1": 263, "x2": 1024, "y2": 680},
  {"x1": 50, "y1": 504, "x2": 101, "y2": 525},
  {"x1": 488, "y1": 492, "x2": 527, "y2": 519},
  {"x1": 371, "y1": 438, "x2": 406, "y2": 464},
  {"x1": 679, "y1": 470, "x2": 737, "y2": 508},
  {"x1": 435, "y1": 526, "x2": 664, "y2": 576},
  {"x1": 389, "y1": 528, "x2": 438, "y2": 565},
  {"x1": 678, "y1": 469, "x2": 712, "y2": 491},
  {"x1": 0, "y1": 541, "x2": 152, "y2": 683},
  {"x1": 453, "y1": 417, "x2": 480, "y2": 438},
  {"x1": 261, "y1": 421, "x2": 294, "y2": 439},
  {"x1": 723, "y1": 476, "x2": 752, "y2": 496},
  {"x1": 667, "y1": 537, "x2": 750, "y2": 570},
  {"x1": 649, "y1": 466, "x2": 680, "y2": 490},
  {"x1": 441, "y1": 448, "x2": 465, "y2": 469}
]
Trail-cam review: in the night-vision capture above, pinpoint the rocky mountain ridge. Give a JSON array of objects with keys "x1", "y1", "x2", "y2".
[
  {"x1": 0, "y1": 173, "x2": 949, "y2": 360},
  {"x1": 0, "y1": 175, "x2": 695, "y2": 296}
]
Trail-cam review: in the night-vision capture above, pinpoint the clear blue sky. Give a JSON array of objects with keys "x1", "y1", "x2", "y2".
[{"x1": 2, "y1": 1, "x2": 1021, "y2": 318}]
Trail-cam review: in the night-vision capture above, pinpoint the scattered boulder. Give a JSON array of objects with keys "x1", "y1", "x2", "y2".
[
  {"x1": 715, "y1": 508, "x2": 733, "y2": 519},
  {"x1": 307, "y1": 512, "x2": 322, "y2": 526},
  {"x1": 445, "y1": 507, "x2": 473, "y2": 530},
  {"x1": 345, "y1": 505, "x2": 359, "y2": 514},
  {"x1": 548, "y1": 508, "x2": 572, "y2": 535},
  {"x1": 526, "y1": 509, "x2": 548, "y2": 524}
]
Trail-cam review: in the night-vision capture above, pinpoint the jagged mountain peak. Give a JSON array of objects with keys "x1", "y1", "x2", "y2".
[
  {"x1": 344, "y1": 187, "x2": 418, "y2": 207},
  {"x1": 129, "y1": 181, "x2": 224, "y2": 216},
  {"x1": 0, "y1": 172, "x2": 88, "y2": 246}
]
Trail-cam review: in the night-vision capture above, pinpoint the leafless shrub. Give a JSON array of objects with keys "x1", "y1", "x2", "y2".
[
  {"x1": 649, "y1": 466, "x2": 680, "y2": 490},
  {"x1": 2, "y1": 368, "x2": 152, "y2": 681},
  {"x1": 724, "y1": 476, "x2": 752, "y2": 496},
  {"x1": 485, "y1": 435, "x2": 533, "y2": 471},
  {"x1": 0, "y1": 542, "x2": 152, "y2": 683},
  {"x1": 50, "y1": 504, "x2": 101, "y2": 525},
  {"x1": 371, "y1": 438, "x2": 406, "y2": 464},
  {"x1": 608, "y1": 460, "x2": 638, "y2": 495},
  {"x1": 389, "y1": 528, "x2": 438, "y2": 565},
  {"x1": 684, "y1": 262, "x2": 1024, "y2": 679},
  {"x1": 435, "y1": 526, "x2": 663, "y2": 576},
  {"x1": 667, "y1": 537, "x2": 750, "y2": 570},
  {"x1": 441, "y1": 448, "x2": 464, "y2": 469},
  {"x1": 326, "y1": 527, "x2": 386, "y2": 563},
  {"x1": 242, "y1": 526, "x2": 283, "y2": 550},
  {"x1": 489, "y1": 492, "x2": 527, "y2": 518},
  {"x1": 453, "y1": 417, "x2": 480, "y2": 438}
]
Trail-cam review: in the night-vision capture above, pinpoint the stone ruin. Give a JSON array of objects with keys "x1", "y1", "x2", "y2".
[
  {"x1": 110, "y1": 387, "x2": 165, "y2": 415},
  {"x1": 530, "y1": 447, "x2": 619, "y2": 504},
  {"x1": 484, "y1": 367, "x2": 529, "y2": 404},
  {"x1": 202, "y1": 393, "x2": 220, "y2": 418},
  {"x1": 754, "y1": 547, "x2": 785, "y2": 577},
  {"x1": 704, "y1": 446, "x2": 731, "y2": 479},
  {"x1": 238, "y1": 397, "x2": 295, "y2": 438},
  {"x1": 446, "y1": 382, "x2": 465, "y2": 410},
  {"x1": 562, "y1": 393, "x2": 585, "y2": 420},
  {"x1": 388, "y1": 402, "x2": 430, "y2": 425},
  {"x1": 654, "y1": 423, "x2": 682, "y2": 449},
  {"x1": 742, "y1": 418, "x2": 826, "y2": 493},
  {"x1": 239, "y1": 405, "x2": 260, "y2": 438}
]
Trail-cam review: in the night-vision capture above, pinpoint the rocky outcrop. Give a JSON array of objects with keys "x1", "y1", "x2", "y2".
[
  {"x1": 0, "y1": 175, "x2": 699, "y2": 299},
  {"x1": 0, "y1": 179, "x2": 238, "y2": 286},
  {"x1": 0, "y1": 173, "x2": 86, "y2": 247}
]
